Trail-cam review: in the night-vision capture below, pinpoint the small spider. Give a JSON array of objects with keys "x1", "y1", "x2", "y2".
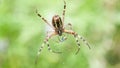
[{"x1": 35, "y1": 0, "x2": 91, "y2": 64}]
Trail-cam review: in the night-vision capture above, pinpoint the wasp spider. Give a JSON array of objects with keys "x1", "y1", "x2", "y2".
[{"x1": 35, "y1": 0, "x2": 91, "y2": 64}]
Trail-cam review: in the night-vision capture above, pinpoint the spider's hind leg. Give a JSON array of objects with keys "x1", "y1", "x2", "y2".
[
  {"x1": 64, "y1": 30, "x2": 91, "y2": 54},
  {"x1": 35, "y1": 43, "x2": 45, "y2": 64},
  {"x1": 35, "y1": 32, "x2": 61, "y2": 64},
  {"x1": 77, "y1": 35, "x2": 91, "y2": 49},
  {"x1": 45, "y1": 40, "x2": 62, "y2": 53},
  {"x1": 74, "y1": 34, "x2": 81, "y2": 55},
  {"x1": 74, "y1": 34, "x2": 91, "y2": 54},
  {"x1": 64, "y1": 30, "x2": 81, "y2": 54}
]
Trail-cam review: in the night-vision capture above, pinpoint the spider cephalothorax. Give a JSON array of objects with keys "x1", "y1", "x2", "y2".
[{"x1": 35, "y1": 0, "x2": 91, "y2": 64}]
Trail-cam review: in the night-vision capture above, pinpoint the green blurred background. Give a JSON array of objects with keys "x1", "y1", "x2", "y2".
[{"x1": 0, "y1": 0, "x2": 120, "y2": 68}]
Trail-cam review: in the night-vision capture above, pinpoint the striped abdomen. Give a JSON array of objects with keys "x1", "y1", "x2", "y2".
[{"x1": 52, "y1": 15, "x2": 63, "y2": 36}]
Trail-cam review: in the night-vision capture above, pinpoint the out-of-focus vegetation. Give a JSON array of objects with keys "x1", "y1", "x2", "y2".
[{"x1": 0, "y1": 0, "x2": 120, "y2": 68}]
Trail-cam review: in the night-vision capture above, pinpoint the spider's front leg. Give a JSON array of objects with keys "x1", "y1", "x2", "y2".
[
  {"x1": 62, "y1": 0, "x2": 66, "y2": 23},
  {"x1": 36, "y1": 9, "x2": 54, "y2": 29},
  {"x1": 35, "y1": 32, "x2": 61, "y2": 64},
  {"x1": 64, "y1": 23, "x2": 72, "y2": 30},
  {"x1": 64, "y1": 29, "x2": 91, "y2": 54}
]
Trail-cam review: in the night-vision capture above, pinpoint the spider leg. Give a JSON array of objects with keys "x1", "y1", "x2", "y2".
[
  {"x1": 64, "y1": 23, "x2": 73, "y2": 30},
  {"x1": 77, "y1": 35, "x2": 91, "y2": 49},
  {"x1": 35, "y1": 43, "x2": 45, "y2": 64},
  {"x1": 45, "y1": 32, "x2": 62, "y2": 53},
  {"x1": 74, "y1": 34, "x2": 81, "y2": 54},
  {"x1": 64, "y1": 29, "x2": 91, "y2": 54},
  {"x1": 36, "y1": 9, "x2": 53, "y2": 29},
  {"x1": 62, "y1": 0, "x2": 66, "y2": 23},
  {"x1": 64, "y1": 30, "x2": 81, "y2": 54},
  {"x1": 35, "y1": 32, "x2": 61, "y2": 64},
  {"x1": 45, "y1": 39, "x2": 61, "y2": 53},
  {"x1": 67, "y1": 23, "x2": 72, "y2": 30}
]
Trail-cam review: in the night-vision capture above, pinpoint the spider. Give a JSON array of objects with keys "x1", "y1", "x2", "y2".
[{"x1": 35, "y1": 0, "x2": 91, "y2": 64}]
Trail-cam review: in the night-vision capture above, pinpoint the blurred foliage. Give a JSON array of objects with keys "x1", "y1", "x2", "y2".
[{"x1": 0, "y1": 0, "x2": 120, "y2": 68}]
